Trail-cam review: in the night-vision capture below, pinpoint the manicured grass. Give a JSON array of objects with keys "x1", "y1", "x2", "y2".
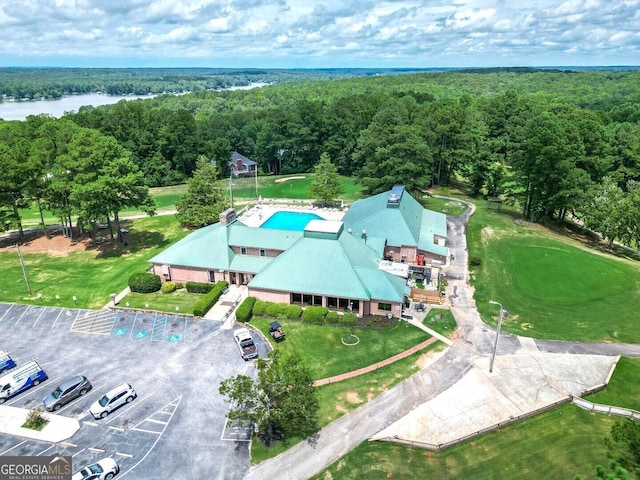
[
  {"x1": 466, "y1": 199, "x2": 640, "y2": 343},
  {"x1": 250, "y1": 346, "x2": 445, "y2": 465},
  {"x1": 422, "y1": 196, "x2": 468, "y2": 216},
  {"x1": 249, "y1": 318, "x2": 430, "y2": 380},
  {"x1": 226, "y1": 174, "x2": 363, "y2": 202},
  {"x1": 0, "y1": 215, "x2": 190, "y2": 309},
  {"x1": 422, "y1": 308, "x2": 457, "y2": 336},
  {"x1": 588, "y1": 357, "x2": 640, "y2": 409},
  {"x1": 120, "y1": 288, "x2": 203, "y2": 315}
]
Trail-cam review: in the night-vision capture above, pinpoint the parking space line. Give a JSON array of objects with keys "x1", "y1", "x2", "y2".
[
  {"x1": 15, "y1": 305, "x2": 30, "y2": 325},
  {"x1": 0, "y1": 303, "x2": 15, "y2": 322},
  {"x1": 52, "y1": 309, "x2": 63, "y2": 328},
  {"x1": 37, "y1": 444, "x2": 56, "y2": 456},
  {"x1": 83, "y1": 421, "x2": 98, "y2": 427},
  {"x1": 115, "y1": 452, "x2": 134, "y2": 458},
  {"x1": 145, "y1": 418, "x2": 167, "y2": 426},
  {"x1": 128, "y1": 312, "x2": 138, "y2": 338},
  {"x1": 119, "y1": 396, "x2": 182, "y2": 479},
  {"x1": 183, "y1": 317, "x2": 188, "y2": 343},
  {"x1": 105, "y1": 391, "x2": 157, "y2": 424},
  {"x1": 71, "y1": 448, "x2": 86, "y2": 457},
  {"x1": 0, "y1": 440, "x2": 27, "y2": 456},
  {"x1": 33, "y1": 307, "x2": 46, "y2": 327},
  {"x1": 56, "y1": 382, "x2": 107, "y2": 415},
  {"x1": 130, "y1": 427, "x2": 162, "y2": 435},
  {"x1": 88, "y1": 447, "x2": 106, "y2": 453},
  {"x1": 60, "y1": 441, "x2": 77, "y2": 448},
  {"x1": 42, "y1": 350, "x2": 82, "y2": 367},
  {"x1": 108, "y1": 426, "x2": 125, "y2": 432}
]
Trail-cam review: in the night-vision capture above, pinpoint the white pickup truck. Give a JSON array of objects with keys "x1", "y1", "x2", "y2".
[{"x1": 233, "y1": 328, "x2": 258, "y2": 361}]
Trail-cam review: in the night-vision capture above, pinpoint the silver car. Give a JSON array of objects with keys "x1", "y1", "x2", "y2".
[
  {"x1": 89, "y1": 383, "x2": 136, "y2": 419},
  {"x1": 43, "y1": 375, "x2": 92, "y2": 412}
]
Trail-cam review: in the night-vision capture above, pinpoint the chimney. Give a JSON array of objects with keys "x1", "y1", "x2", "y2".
[{"x1": 220, "y1": 208, "x2": 237, "y2": 226}]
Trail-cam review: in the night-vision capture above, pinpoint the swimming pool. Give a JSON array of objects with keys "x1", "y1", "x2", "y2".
[{"x1": 260, "y1": 211, "x2": 324, "y2": 231}]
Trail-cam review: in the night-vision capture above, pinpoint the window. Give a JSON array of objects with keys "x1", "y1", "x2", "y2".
[
  {"x1": 259, "y1": 249, "x2": 266, "y2": 257},
  {"x1": 241, "y1": 247, "x2": 247, "y2": 255},
  {"x1": 291, "y1": 293, "x2": 302, "y2": 304},
  {"x1": 378, "y1": 302, "x2": 392, "y2": 312}
]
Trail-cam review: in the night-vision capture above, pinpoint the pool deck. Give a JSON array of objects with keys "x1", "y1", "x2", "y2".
[{"x1": 239, "y1": 203, "x2": 347, "y2": 227}]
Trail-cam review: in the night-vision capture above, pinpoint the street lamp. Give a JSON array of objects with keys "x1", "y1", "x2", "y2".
[
  {"x1": 9, "y1": 244, "x2": 32, "y2": 295},
  {"x1": 488, "y1": 300, "x2": 507, "y2": 373}
]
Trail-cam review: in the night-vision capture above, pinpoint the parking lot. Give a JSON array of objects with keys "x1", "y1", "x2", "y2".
[{"x1": 0, "y1": 302, "x2": 269, "y2": 479}]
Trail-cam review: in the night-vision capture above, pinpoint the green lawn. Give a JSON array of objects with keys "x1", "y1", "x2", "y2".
[
  {"x1": 422, "y1": 308, "x2": 457, "y2": 336},
  {"x1": 0, "y1": 215, "x2": 190, "y2": 308},
  {"x1": 120, "y1": 288, "x2": 202, "y2": 315},
  {"x1": 422, "y1": 196, "x2": 468, "y2": 217},
  {"x1": 466, "y1": 199, "x2": 640, "y2": 343},
  {"x1": 249, "y1": 317, "x2": 430, "y2": 380},
  {"x1": 312, "y1": 358, "x2": 640, "y2": 480},
  {"x1": 226, "y1": 174, "x2": 363, "y2": 202}
]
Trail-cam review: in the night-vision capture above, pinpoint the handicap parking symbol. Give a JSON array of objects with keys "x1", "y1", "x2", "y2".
[
  {"x1": 115, "y1": 328, "x2": 127, "y2": 336},
  {"x1": 168, "y1": 334, "x2": 180, "y2": 343},
  {"x1": 135, "y1": 330, "x2": 148, "y2": 339}
]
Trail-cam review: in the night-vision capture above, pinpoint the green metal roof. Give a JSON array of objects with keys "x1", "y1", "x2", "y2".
[
  {"x1": 248, "y1": 231, "x2": 406, "y2": 302},
  {"x1": 227, "y1": 223, "x2": 302, "y2": 250},
  {"x1": 418, "y1": 210, "x2": 448, "y2": 257}
]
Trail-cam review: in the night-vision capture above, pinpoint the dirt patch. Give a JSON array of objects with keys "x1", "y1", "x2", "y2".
[
  {"x1": 335, "y1": 404, "x2": 348, "y2": 413},
  {"x1": 345, "y1": 391, "x2": 363, "y2": 404},
  {"x1": 1, "y1": 231, "x2": 119, "y2": 256},
  {"x1": 274, "y1": 176, "x2": 305, "y2": 183}
]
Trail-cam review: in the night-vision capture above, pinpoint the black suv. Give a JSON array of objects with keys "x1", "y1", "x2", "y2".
[{"x1": 43, "y1": 375, "x2": 92, "y2": 412}]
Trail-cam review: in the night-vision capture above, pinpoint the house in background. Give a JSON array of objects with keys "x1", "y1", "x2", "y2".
[
  {"x1": 230, "y1": 151, "x2": 257, "y2": 177},
  {"x1": 149, "y1": 186, "x2": 449, "y2": 318}
]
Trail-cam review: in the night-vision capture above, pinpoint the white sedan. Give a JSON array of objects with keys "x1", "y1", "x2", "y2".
[{"x1": 72, "y1": 457, "x2": 119, "y2": 480}]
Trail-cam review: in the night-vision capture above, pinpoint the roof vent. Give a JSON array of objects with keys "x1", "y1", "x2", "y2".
[
  {"x1": 219, "y1": 208, "x2": 237, "y2": 226},
  {"x1": 348, "y1": 228, "x2": 352, "y2": 234},
  {"x1": 387, "y1": 185, "x2": 404, "y2": 207}
]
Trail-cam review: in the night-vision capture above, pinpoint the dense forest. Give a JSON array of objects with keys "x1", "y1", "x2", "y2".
[
  {"x1": 1, "y1": 68, "x2": 640, "y2": 249},
  {"x1": 0, "y1": 67, "x2": 434, "y2": 100}
]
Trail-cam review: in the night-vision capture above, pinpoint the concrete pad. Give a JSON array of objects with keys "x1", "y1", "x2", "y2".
[
  {"x1": 372, "y1": 352, "x2": 618, "y2": 446},
  {"x1": 0, "y1": 405, "x2": 80, "y2": 443}
]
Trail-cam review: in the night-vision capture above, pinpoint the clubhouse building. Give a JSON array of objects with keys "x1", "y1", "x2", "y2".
[{"x1": 149, "y1": 186, "x2": 448, "y2": 318}]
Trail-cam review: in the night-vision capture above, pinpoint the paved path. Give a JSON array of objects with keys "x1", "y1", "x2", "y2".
[{"x1": 245, "y1": 196, "x2": 640, "y2": 480}]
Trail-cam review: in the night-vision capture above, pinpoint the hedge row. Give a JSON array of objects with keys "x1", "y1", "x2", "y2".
[
  {"x1": 236, "y1": 297, "x2": 256, "y2": 323},
  {"x1": 186, "y1": 281, "x2": 215, "y2": 294},
  {"x1": 252, "y1": 300, "x2": 358, "y2": 327},
  {"x1": 128, "y1": 272, "x2": 162, "y2": 293},
  {"x1": 193, "y1": 281, "x2": 229, "y2": 317},
  {"x1": 161, "y1": 281, "x2": 177, "y2": 294}
]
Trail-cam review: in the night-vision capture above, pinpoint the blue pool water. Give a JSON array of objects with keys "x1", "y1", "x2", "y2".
[{"x1": 260, "y1": 211, "x2": 324, "y2": 231}]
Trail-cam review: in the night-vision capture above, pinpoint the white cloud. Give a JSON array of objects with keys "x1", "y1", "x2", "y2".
[{"x1": 0, "y1": 0, "x2": 638, "y2": 67}]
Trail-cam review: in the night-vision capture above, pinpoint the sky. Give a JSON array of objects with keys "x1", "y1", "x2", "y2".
[{"x1": 0, "y1": 0, "x2": 638, "y2": 69}]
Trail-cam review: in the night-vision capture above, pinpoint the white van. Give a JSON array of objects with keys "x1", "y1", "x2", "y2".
[{"x1": 0, "y1": 360, "x2": 47, "y2": 403}]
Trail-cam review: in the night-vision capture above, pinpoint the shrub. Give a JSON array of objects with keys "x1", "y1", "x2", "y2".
[
  {"x1": 174, "y1": 282, "x2": 184, "y2": 289},
  {"x1": 266, "y1": 302, "x2": 287, "y2": 318},
  {"x1": 161, "y1": 281, "x2": 177, "y2": 294},
  {"x1": 341, "y1": 312, "x2": 358, "y2": 328},
  {"x1": 302, "y1": 306, "x2": 328, "y2": 324},
  {"x1": 193, "y1": 281, "x2": 229, "y2": 317},
  {"x1": 252, "y1": 300, "x2": 270, "y2": 316},
  {"x1": 325, "y1": 311, "x2": 339, "y2": 325},
  {"x1": 128, "y1": 272, "x2": 161, "y2": 293},
  {"x1": 469, "y1": 256, "x2": 482, "y2": 266},
  {"x1": 23, "y1": 408, "x2": 48, "y2": 431},
  {"x1": 186, "y1": 281, "x2": 215, "y2": 294},
  {"x1": 236, "y1": 297, "x2": 256, "y2": 323},
  {"x1": 284, "y1": 304, "x2": 302, "y2": 320}
]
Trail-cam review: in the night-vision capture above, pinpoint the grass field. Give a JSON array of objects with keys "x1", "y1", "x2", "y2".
[
  {"x1": 0, "y1": 215, "x2": 189, "y2": 308},
  {"x1": 465, "y1": 198, "x2": 640, "y2": 343},
  {"x1": 249, "y1": 317, "x2": 430, "y2": 380},
  {"x1": 312, "y1": 357, "x2": 640, "y2": 480},
  {"x1": 120, "y1": 288, "x2": 202, "y2": 314}
]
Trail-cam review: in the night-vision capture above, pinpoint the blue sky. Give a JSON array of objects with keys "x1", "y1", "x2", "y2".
[{"x1": 0, "y1": 0, "x2": 638, "y2": 68}]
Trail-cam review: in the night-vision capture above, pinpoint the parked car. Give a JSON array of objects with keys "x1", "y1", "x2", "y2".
[
  {"x1": 90, "y1": 383, "x2": 136, "y2": 419},
  {"x1": 268, "y1": 321, "x2": 286, "y2": 342},
  {"x1": 72, "y1": 457, "x2": 119, "y2": 480},
  {"x1": 233, "y1": 328, "x2": 258, "y2": 361},
  {"x1": 43, "y1": 375, "x2": 92, "y2": 412}
]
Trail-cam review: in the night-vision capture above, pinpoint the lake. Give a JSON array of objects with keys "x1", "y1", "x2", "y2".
[{"x1": 0, "y1": 82, "x2": 268, "y2": 121}]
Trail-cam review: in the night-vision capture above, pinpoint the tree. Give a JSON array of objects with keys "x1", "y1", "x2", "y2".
[
  {"x1": 219, "y1": 349, "x2": 319, "y2": 446},
  {"x1": 308, "y1": 153, "x2": 343, "y2": 203},
  {"x1": 175, "y1": 155, "x2": 229, "y2": 228},
  {"x1": 606, "y1": 419, "x2": 640, "y2": 473}
]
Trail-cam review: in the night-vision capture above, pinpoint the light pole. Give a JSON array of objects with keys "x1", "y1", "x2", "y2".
[
  {"x1": 489, "y1": 300, "x2": 507, "y2": 373},
  {"x1": 10, "y1": 244, "x2": 32, "y2": 295}
]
